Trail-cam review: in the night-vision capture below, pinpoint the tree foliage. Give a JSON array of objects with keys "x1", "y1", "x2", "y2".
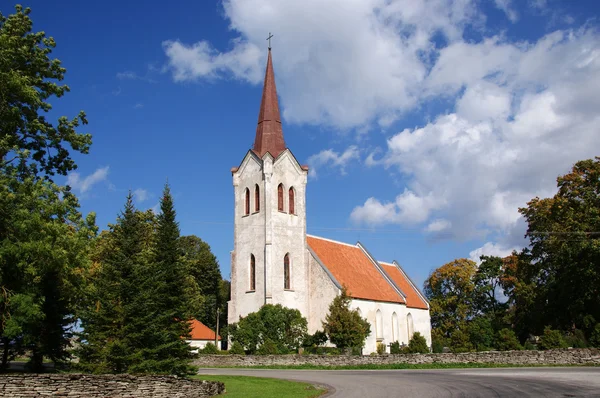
[
  {"x1": 518, "y1": 157, "x2": 600, "y2": 335},
  {"x1": 229, "y1": 304, "x2": 307, "y2": 354},
  {"x1": 0, "y1": 165, "x2": 96, "y2": 371},
  {"x1": 79, "y1": 187, "x2": 205, "y2": 375},
  {"x1": 424, "y1": 258, "x2": 477, "y2": 346},
  {"x1": 179, "y1": 235, "x2": 225, "y2": 331},
  {"x1": 0, "y1": 5, "x2": 91, "y2": 178},
  {"x1": 322, "y1": 287, "x2": 371, "y2": 349},
  {"x1": 408, "y1": 332, "x2": 429, "y2": 354}
]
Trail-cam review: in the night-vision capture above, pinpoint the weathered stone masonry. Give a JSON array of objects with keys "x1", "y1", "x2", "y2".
[
  {"x1": 193, "y1": 348, "x2": 600, "y2": 367},
  {"x1": 0, "y1": 374, "x2": 224, "y2": 398}
]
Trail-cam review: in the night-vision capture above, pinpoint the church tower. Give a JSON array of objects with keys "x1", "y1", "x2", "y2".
[{"x1": 228, "y1": 48, "x2": 309, "y2": 325}]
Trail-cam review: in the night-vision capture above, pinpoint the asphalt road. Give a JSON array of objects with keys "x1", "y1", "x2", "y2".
[{"x1": 198, "y1": 367, "x2": 600, "y2": 397}]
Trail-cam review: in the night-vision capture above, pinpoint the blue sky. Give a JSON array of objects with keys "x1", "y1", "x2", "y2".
[{"x1": 5, "y1": 0, "x2": 599, "y2": 289}]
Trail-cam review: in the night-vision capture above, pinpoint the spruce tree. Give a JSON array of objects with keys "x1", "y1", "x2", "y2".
[
  {"x1": 78, "y1": 192, "x2": 144, "y2": 373},
  {"x1": 128, "y1": 184, "x2": 195, "y2": 375}
]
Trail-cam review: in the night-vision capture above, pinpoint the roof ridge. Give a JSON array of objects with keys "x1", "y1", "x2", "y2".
[{"x1": 306, "y1": 234, "x2": 357, "y2": 248}]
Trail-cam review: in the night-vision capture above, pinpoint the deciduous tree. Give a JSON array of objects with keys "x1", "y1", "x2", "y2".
[
  {"x1": 322, "y1": 287, "x2": 370, "y2": 350},
  {"x1": 0, "y1": 165, "x2": 96, "y2": 371},
  {"x1": 0, "y1": 5, "x2": 91, "y2": 178}
]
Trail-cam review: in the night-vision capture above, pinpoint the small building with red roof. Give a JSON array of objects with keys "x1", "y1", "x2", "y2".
[
  {"x1": 186, "y1": 319, "x2": 221, "y2": 352},
  {"x1": 227, "y1": 46, "x2": 430, "y2": 354}
]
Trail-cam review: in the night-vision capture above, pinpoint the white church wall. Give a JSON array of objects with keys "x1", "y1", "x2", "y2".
[
  {"x1": 406, "y1": 307, "x2": 432, "y2": 347},
  {"x1": 307, "y1": 253, "x2": 339, "y2": 333},
  {"x1": 268, "y1": 151, "x2": 309, "y2": 316},
  {"x1": 351, "y1": 299, "x2": 409, "y2": 355},
  {"x1": 186, "y1": 340, "x2": 221, "y2": 352},
  {"x1": 230, "y1": 155, "x2": 267, "y2": 323}
]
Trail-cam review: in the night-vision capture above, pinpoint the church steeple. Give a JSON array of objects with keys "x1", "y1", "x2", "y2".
[{"x1": 253, "y1": 48, "x2": 286, "y2": 158}]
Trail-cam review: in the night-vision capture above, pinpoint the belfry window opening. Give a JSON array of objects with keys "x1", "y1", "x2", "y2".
[
  {"x1": 284, "y1": 253, "x2": 291, "y2": 290},
  {"x1": 277, "y1": 183, "x2": 284, "y2": 212},
  {"x1": 254, "y1": 184, "x2": 260, "y2": 212},
  {"x1": 250, "y1": 254, "x2": 256, "y2": 291},
  {"x1": 288, "y1": 187, "x2": 295, "y2": 214},
  {"x1": 244, "y1": 188, "x2": 250, "y2": 215}
]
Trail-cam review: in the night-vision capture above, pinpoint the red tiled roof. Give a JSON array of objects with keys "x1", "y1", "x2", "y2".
[
  {"x1": 381, "y1": 262, "x2": 429, "y2": 310},
  {"x1": 189, "y1": 319, "x2": 220, "y2": 341},
  {"x1": 307, "y1": 236, "x2": 405, "y2": 304},
  {"x1": 253, "y1": 49, "x2": 286, "y2": 159}
]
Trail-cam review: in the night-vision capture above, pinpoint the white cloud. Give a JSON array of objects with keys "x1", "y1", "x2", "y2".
[
  {"x1": 162, "y1": 39, "x2": 263, "y2": 83},
  {"x1": 351, "y1": 189, "x2": 445, "y2": 225},
  {"x1": 307, "y1": 146, "x2": 360, "y2": 178},
  {"x1": 163, "y1": 0, "x2": 482, "y2": 129},
  {"x1": 161, "y1": 1, "x2": 600, "y2": 255},
  {"x1": 133, "y1": 188, "x2": 149, "y2": 203},
  {"x1": 354, "y1": 27, "x2": 600, "y2": 244},
  {"x1": 134, "y1": 103, "x2": 144, "y2": 109},
  {"x1": 67, "y1": 167, "x2": 109, "y2": 194},
  {"x1": 469, "y1": 242, "x2": 519, "y2": 264},
  {"x1": 425, "y1": 219, "x2": 452, "y2": 233},
  {"x1": 494, "y1": 0, "x2": 519, "y2": 22}
]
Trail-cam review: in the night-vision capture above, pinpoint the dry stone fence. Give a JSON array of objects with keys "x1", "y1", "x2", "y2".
[
  {"x1": 0, "y1": 374, "x2": 224, "y2": 398},
  {"x1": 193, "y1": 348, "x2": 600, "y2": 367}
]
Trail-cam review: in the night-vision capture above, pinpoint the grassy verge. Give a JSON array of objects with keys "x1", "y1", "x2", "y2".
[
  {"x1": 192, "y1": 375, "x2": 326, "y2": 397},
  {"x1": 201, "y1": 362, "x2": 600, "y2": 371}
]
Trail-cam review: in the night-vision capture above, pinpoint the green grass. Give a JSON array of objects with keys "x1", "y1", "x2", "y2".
[
  {"x1": 203, "y1": 362, "x2": 600, "y2": 371},
  {"x1": 193, "y1": 375, "x2": 327, "y2": 398}
]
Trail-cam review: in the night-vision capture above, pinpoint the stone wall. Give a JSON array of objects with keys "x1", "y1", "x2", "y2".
[
  {"x1": 193, "y1": 348, "x2": 600, "y2": 367},
  {"x1": 0, "y1": 374, "x2": 225, "y2": 398}
]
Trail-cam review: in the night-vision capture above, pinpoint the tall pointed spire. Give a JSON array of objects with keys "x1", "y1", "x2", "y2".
[{"x1": 253, "y1": 48, "x2": 286, "y2": 158}]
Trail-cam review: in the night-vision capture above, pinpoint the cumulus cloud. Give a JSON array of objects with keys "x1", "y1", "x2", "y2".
[
  {"x1": 67, "y1": 167, "x2": 109, "y2": 194},
  {"x1": 307, "y1": 146, "x2": 360, "y2": 178},
  {"x1": 161, "y1": 0, "x2": 600, "y2": 255},
  {"x1": 133, "y1": 188, "x2": 149, "y2": 203},
  {"x1": 354, "y1": 28, "x2": 600, "y2": 244},
  {"x1": 163, "y1": 0, "x2": 483, "y2": 129},
  {"x1": 494, "y1": 0, "x2": 519, "y2": 22},
  {"x1": 469, "y1": 242, "x2": 520, "y2": 264}
]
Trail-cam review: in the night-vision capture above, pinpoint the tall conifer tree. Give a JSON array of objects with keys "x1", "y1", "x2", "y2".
[
  {"x1": 128, "y1": 184, "x2": 194, "y2": 375},
  {"x1": 79, "y1": 192, "x2": 144, "y2": 373}
]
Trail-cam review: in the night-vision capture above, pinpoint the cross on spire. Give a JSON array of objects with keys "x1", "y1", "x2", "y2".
[{"x1": 266, "y1": 32, "x2": 274, "y2": 50}]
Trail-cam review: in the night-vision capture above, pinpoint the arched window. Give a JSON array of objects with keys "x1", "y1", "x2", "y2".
[
  {"x1": 244, "y1": 188, "x2": 250, "y2": 215},
  {"x1": 250, "y1": 254, "x2": 256, "y2": 291},
  {"x1": 407, "y1": 313, "x2": 414, "y2": 341},
  {"x1": 392, "y1": 312, "x2": 398, "y2": 342},
  {"x1": 288, "y1": 187, "x2": 295, "y2": 214},
  {"x1": 277, "y1": 184, "x2": 284, "y2": 212},
  {"x1": 376, "y1": 309, "x2": 383, "y2": 340},
  {"x1": 254, "y1": 184, "x2": 260, "y2": 212},
  {"x1": 284, "y1": 253, "x2": 290, "y2": 289}
]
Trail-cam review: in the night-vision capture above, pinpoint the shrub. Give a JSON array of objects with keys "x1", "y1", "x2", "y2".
[
  {"x1": 351, "y1": 347, "x2": 362, "y2": 356},
  {"x1": 376, "y1": 342, "x2": 386, "y2": 355},
  {"x1": 431, "y1": 338, "x2": 444, "y2": 353},
  {"x1": 390, "y1": 341, "x2": 401, "y2": 354},
  {"x1": 303, "y1": 330, "x2": 328, "y2": 348},
  {"x1": 565, "y1": 329, "x2": 587, "y2": 348},
  {"x1": 538, "y1": 327, "x2": 567, "y2": 350},
  {"x1": 229, "y1": 304, "x2": 307, "y2": 354},
  {"x1": 200, "y1": 343, "x2": 219, "y2": 354},
  {"x1": 495, "y1": 328, "x2": 522, "y2": 351},
  {"x1": 523, "y1": 340, "x2": 537, "y2": 350},
  {"x1": 323, "y1": 287, "x2": 371, "y2": 349},
  {"x1": 408, "y1": 332, "x2": 429, "y2": 353},
  {"x1": 589, "y1": 324, "x2": 600, "y2": 348},
  {"x1": 228, "y1": 341, "x2": 245, "y2": 355},
  {"x1": 256, "y1": 339, "x2": 280, "y2": 355}
]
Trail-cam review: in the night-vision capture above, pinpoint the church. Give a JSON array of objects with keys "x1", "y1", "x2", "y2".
[{"x1": 227, "y1": 47, "x2": 431, "y2": 354}]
